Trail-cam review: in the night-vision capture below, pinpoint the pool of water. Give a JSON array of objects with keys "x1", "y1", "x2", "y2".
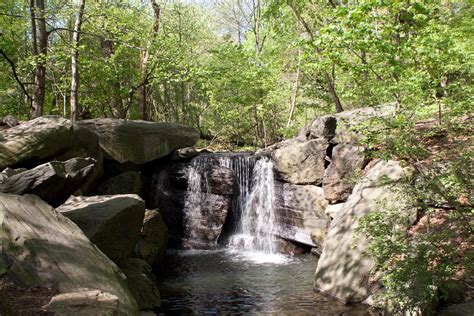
[{"x1": 157, "y1": 249, "x2": 375, "y2": 315}]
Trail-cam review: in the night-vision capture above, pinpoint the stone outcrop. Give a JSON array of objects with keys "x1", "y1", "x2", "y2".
[
  {"x1": 151, "y1": 158, "x2": 236, "y2": 249},
  {"x1": 0, "y1": 116, "x2": 73, "y2": 170},
  {"x1": 57, "y1": 194, "x2": 145, "y2": 262},
  {"x1": 313, "y1": 160, "x2": 412, "y2": 303},
  {"x1": 136, "y1": 209, "x2": 168, "y2": 267},
  {"x1": 0, "y1": 157, "x2": 96, "y2": 207},
  {"x1": 0, "y1": 193, "x2": 138, "y2": 315},
  {"x1": 96, "y1": 171, "x2": 143, "y2": 196},
  {"x1": 119, "y1": 258, "x2": 161, "y2": 311},
  {"x1": 272, "y1": 139, "x2": 327, "y2": 184},
  {"x1": 274, "y1": 181, "x2": 330, "y2": 247},
  {"x1": 323, "y1": 144, "x2": 366, "y2": 203},
  {"x1": 78, "y1": 119, "x2": 200, "y2": 165}
]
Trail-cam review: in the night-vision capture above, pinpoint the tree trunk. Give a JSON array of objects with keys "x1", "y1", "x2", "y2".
[
  {"x1": 287, "y1": 50, "x2": 301, "y2": 127},
  {"x1": 30, "y1": 0, "x2": 48, "y2": 118},
  {"x1": 138, "y1": 0, "x2": 160, "y2": 121},
  {"x1": 70, "y1": 0, "x2": 86, "y2": 122}
]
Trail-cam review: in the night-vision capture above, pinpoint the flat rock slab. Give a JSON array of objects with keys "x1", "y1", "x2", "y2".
[
  {"x1": 57, "y1": 194, "x2": 145, "y2": 262},
  {"x1": 274, "y1": 181, "x2": 330, "y2": 247},
  {"x1": 47, "y1": 290, "x2": 119, "y2": 316},
  {"x1": 78, "y1": 119, "x2": 200, "y2": 165},
  {"x1": 0, "y1": 194, "x2": 138, "y2": 315},
  {"x1": 0, "y1": 157, "x2": 96, "y2": 207},
  {"x1": 0, "y1": 116, "x2": 73, "y2": 170}
]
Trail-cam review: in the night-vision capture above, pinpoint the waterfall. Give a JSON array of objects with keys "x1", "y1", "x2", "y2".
[
  {"x1": 228, "y1": 157, "x2": 278, "y2": 254},
  {"x1": 181, "y1": 154, "x2": 278, "y2": 254}
]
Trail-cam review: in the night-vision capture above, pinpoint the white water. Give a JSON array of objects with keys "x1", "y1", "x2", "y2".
[
  {"x1": 183, "y1": 155, "x2": 285, "y2": 263},
  {"x1": 228, "y1": 157, "x2": 283, "y2": 262}
]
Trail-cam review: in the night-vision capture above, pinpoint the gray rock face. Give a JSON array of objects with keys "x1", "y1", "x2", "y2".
[
  {"x1": 78, "y1": 119, "x2": 200, "y2": 165},
  {"x1": 152, "y1": 159, "x2": 236, "y2": 249},
  {"x1": 47, "y1": 290, "x2": 120, "y2": 316},
  {"x1": 57, "y1": 194, "x2": 145, "y2": 262},
  {"x1": 0, "y1": 193, "x2": 138, "y2": 315},
  {"x1": 299, "y1": 115, "x2": 337, "y2": 141},
  {"x1": 119, "y1": 258, "x2": 161, "y2": 311},
  {"x1": 274, "y1": 181, "x2": 330, "y2": 247},
  {"x1": 314, "y1": 160, "x2": 411, "y2": 303},
  {"x1": 0, "y1": 115, "x2": 19, "y2": 128},
  {"x1": 0, "y1": 116, "x2": 73, "y2": 170},
  {"x1": 97, "y1": 171, "x2": 142, "y2": 196},
  {"x1": 0, "y1": 157, "x2": 96, "y2": 207},
  {"x1": 136, "y1": 210, "x2": 168, "y2": 267},
  {"x1": 272, "y1": 139, "x2": 327, "y2": 184},
  {"x1": 170, "y1": 147, "x2": 199, "y2": 161},
  {"x1": 55, "y1": 123, "x2": 104, "y2": 194},
  {"x1": 299, "y1": 105, "x2": 396, "y2": 145},
  {"x1": 323, "y1": 144, "x2": 366, "y2": 203},
  {"x1": 440, "y1": 301, "x2": 474, "y2": 316}
]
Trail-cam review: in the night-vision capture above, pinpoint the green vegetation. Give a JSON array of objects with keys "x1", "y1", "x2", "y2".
[{"x1": 0, "y1": 1, "x2": 472, "y2": 312}]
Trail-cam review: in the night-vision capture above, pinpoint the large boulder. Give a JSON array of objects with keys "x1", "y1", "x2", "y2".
[
  {"x1": 313, "y1": 160, "x2": 412, "y2": 303},
  {"x1": 119, "y1": 258, "x2": 161, "y2": 311},
  {"x1": 136, "y1": 210, "x2": 168, "y2": 267},
  {"x1": 0, "y1": 193, "x2": 138, "y2": 315},
  {"x1": 96, "y1": 171, "x2": 143, "y2": 196},
  {"x1": 0, "y1": 116, "x2": 73, "y2": 170},
  {"x1": 274, "y1": 181, "x2": 330, "y2": 247},
  {"x1": 323, "y1": 144, "x2": 367, "y2": 203},
  {"x1": 55, "y1": 123, "x2": 104, "y2": 194},
  {"x1": 56, "y1": 194, "x2": 145, "y2": 262},
  {"x1": 272, "y1": 139, "x2": 327, "y2": 184},
  {"x1": 299, "y1": 105, "x2": 396, "y2": 145},
  {"x1": 0, "y1": 157, "x2": 96, "y2": 207},
  {"x1": 78, "y1": 119, "x2": 200, "y2": 165}
]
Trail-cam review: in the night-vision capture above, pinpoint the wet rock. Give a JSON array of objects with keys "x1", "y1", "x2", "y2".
[
  {"x1": 272, "y1": 139, "x2": 327, "y2": 184},
  {"x1": 170, "y1": 147, "x2": 199, "y2": 161},
  {"x1": 57, "y1": 194, "x2": 145, "y2": 262},
  {"x1": 314, "y1": 160, "x2": 412, "y2": 303},
  {"x1": 97, "y1": 171, "x2": 142, "y2": 196},
  {"x1": 323, "y1": 144, "x2": 366, "y2": 203},
  {"x1": 0, "y1": 157, "x2": 96, "y2": 207},
  {"x1": 136, "y1": 209, "x2": 168, "y2": 267},
  {"x1": 78, "y1": 119, "x2": 199, "y2": 165},
  {"x1": 274, "y1": 181, "x2": 330, "y2": 247},
  {"x1": 119, "y1": 258, "x2": 161, "y2": 311},
  {"x1": 0, "y1": 116, "x2": 73, "y2": 170},
  {"x1": 0, "y1": 193, "x2": 138, "y2": 315},
  {"x1": 440, "y1": 301, "x2": 474, "y2": 316}
]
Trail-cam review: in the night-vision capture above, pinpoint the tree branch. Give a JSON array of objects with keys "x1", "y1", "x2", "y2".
[{"x1": 0, "y1": 49, "x2": 33, "y2": 102}]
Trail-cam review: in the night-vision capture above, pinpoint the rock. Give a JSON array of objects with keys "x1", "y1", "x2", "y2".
[
  {"x1": 55, "y1": 123, "x2": 104, "y2": 194},
  {"x1": 119, "y1": 258, "x2": 161, "y2": 311},
  {"x1": 272, "y1": 139, "x2": 327, "y2": 184},
  {"x1": 0, "y1": 116, "x2": 73, "y2": 170},
  {"x1": 314, "y1": 160, "x2": 412, "y2": 303},
  {"x1": 276, "y1": 238, "x2": 311, "y2": 255},
  {"x1": 440, "y1": 301, "x2": 474, "y2": 316},
  {"x1": 255, "y1": 136, "x2": 307, "y2": 155},
  {"x1": 97, "y1": 171, "x2": 143, "y2": 196},
  {"x1": 136, "y1": 210, "x2": 168, "y2": 267},
  {"x1": 0, "y1": 115, "x2": 19, "y2": 128},
  {"x1": 0, "y1": 193, "x2": 138, "y2": 315},
  {"x1": 56, "y1": 194, "x2": 145, "y2": 262},
  {"x1": 78, "y1": 119, "x2": 200, "y2": 165},
  {"x1": 47, "y1": 290, "x2": 119, "y2": 316},
  {"x1": 299, "y1": 115, "x2": 337, "y2": 141},
  {"x1": 0, "y1": 157, "x2": 96, "y2": 207},
  {"x1": 274, "y1": 181, "x2": 330, "y2": 247},
  {"x1": 323, "y1": 144, "x2": 366, "y2": 203},
  {"x1": 170, "y1": 147, "x2": 199, "y2": 161},
  {"x1": 325, "y1": 203, "x2": 344, "y2": 219},
  {"x1": 299, "y1": 105, "x2": 396, "y2": 144},
  {"x1": 310, "y1": 228, "x2": 327, "y2": 246}
]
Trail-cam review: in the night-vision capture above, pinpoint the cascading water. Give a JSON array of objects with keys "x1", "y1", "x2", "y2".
[{"x1": 228, "y1": 157, "x2": 278, "y2": 254}]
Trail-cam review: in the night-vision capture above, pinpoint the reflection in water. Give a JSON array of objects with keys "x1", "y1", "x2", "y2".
[{"x1": 158, "y1": 250, "x2": 375, "y2": 315}]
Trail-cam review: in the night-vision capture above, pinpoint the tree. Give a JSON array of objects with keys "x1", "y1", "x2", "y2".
[{"x1": 70, "y1": 0, "x2": 86, "y2": 121}]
